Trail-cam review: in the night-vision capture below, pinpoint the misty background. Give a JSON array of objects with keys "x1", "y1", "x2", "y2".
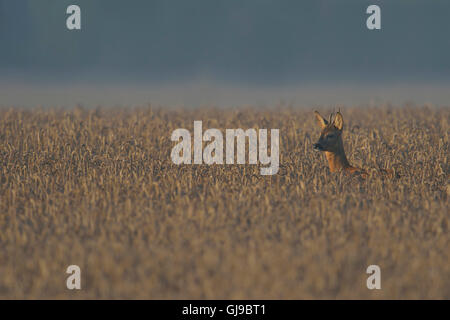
[{"x1": 1, "y1": 0, "x2": 449, "y2": 107}]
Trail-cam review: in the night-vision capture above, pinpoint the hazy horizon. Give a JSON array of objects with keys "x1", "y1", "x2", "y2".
[{"x1": 1, "y1": 79, "x2": 450, "y2": 108}]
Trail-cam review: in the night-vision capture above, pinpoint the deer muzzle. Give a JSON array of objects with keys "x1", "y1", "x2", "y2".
[{"x1": 313, "y1": 143, "x2": 324, "y2": 151}]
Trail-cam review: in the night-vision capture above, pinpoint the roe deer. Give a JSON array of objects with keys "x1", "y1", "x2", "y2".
[{"x1": 313, "y1": 111, "x2": 397, "y2": 178}]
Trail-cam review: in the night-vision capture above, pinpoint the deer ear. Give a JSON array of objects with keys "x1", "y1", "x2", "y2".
[
  {"x1": 314, "y1": 111, "x2": 328, "y2": 129},
  {"x1": 333, "y1": 112, "x2": 344, "y2": 130}
]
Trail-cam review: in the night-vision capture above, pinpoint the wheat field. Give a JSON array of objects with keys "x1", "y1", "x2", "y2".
[{"x1": 0, "y1": 105, "x2": 448, "y2": 299}]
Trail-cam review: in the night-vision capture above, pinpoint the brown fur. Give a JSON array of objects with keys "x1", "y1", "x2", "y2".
[{"x1": 314, "y1": 111, "x2": 397, "y2": 178}]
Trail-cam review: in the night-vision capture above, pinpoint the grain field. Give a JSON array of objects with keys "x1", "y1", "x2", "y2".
[{"x1": 0, "y1": 105, "x2": 448, "y2": 299}]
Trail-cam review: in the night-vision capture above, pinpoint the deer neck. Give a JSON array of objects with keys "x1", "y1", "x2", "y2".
[{"x1": 324, "y1": 138, "x2": 351, "y2": 172}]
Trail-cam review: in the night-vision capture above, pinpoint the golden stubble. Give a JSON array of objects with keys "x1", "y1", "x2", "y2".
[{"x1": 0, "y1": 105, "x2": 448, "y2": 299}]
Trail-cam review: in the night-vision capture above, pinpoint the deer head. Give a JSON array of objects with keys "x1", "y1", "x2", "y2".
[
  {"x1": 313, "y1": 111, "x2": 344, "y2": 153},
  {"x1": 313, "y1": 111, "x2": 353, "y2": 173}
]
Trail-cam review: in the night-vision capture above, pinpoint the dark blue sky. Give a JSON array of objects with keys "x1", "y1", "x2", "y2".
[
  {"x1": 1, "y1": 0, "x2": 449, "y2": 84},
  {"x1": 1, "y1": 1, "x2": 450, "y2": 107}
]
